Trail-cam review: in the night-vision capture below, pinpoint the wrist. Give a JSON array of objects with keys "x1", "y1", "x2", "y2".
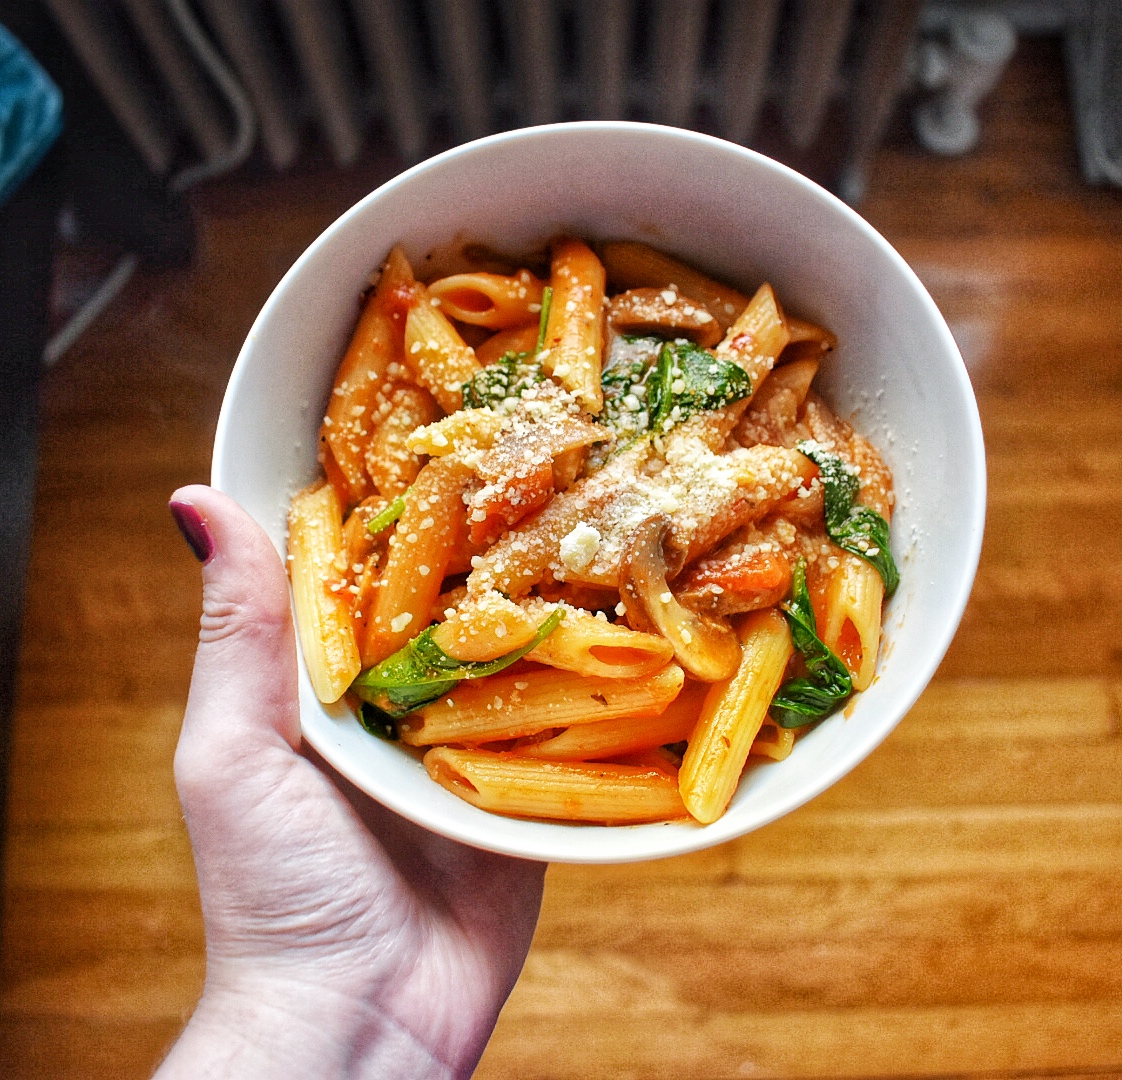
[{"x1": 155, "y1": 973, "x2": 465, "y2": 1080}]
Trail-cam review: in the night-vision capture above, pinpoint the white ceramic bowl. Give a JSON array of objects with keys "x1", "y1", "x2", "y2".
[{"x1": 213, "y1": 122, "x2": 985, "y2": 864}]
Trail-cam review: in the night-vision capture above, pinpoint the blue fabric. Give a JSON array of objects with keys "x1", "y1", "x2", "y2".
[{"x1": 0, "y1": 23, "x2": 63, "y2": 206}]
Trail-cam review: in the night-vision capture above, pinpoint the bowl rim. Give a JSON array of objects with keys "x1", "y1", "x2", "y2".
[{"x1": 213, "y1": 120, "x2": 986, "y2": 863}]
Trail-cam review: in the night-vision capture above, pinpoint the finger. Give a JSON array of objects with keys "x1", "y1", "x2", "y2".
[{"x1": 170, "y1": 484, "x2": 301, "y2": 755}]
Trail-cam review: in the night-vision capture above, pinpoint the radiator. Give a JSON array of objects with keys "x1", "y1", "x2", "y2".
[{"x1": 43, "y1": 0, "x2": 923, "y2": 197}]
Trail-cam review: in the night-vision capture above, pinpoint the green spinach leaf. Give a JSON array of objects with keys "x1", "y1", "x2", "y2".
[
  {"x1": 598, "y1": 338, "x2": 752, "y2": 444},
  {"x1": 796, "y1": 440, "x2": 899, "y2": 596},
  {"x1": 351, "y1": 609, "x2": 564, "y2": 719},
  {"x1": 646, "y1": 340, "x2": 752, "y2": 433},
  {"x1": 770, "y1": 559, "x2": 853, "y2": 728},
  {"x1": 460, "y1": 286, "x2": 553, "y2": 411}
]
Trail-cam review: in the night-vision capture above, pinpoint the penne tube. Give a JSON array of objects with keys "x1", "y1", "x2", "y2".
[
  {"x1": 319, "y1": 251, "x2": 415, "y2": 506},
  {"x1": 363, "y1": 382, "x2": 440, "y2": 497},
  {"x1": 320, "y1": 443, "x2": 353, "y2": 508},
  {"x1": 429, "y1": 592, "x2": 542, "y2": 662},
  {"x1": 785, "y1": 314, "x2": 837, "y2": 352},
  {"x1": 403, "y1": 294, "x2": 481, "y2": 413},
  {"x1": 753, "y1": 357, "x2": 819, "y2": 411},
  {"x1": 426, "y1": 270, "x2": 546, "y2": 328},
  {"x1": 287, "y1": 482, "x2": 362, "y2": 703},
  {"x1": 424, "y1": 747, "x2": 689, "y2": 823},
  {"x1": 407, "y1": 407, "x2": 503, "y2": 458},
  {"x1": 679, "y1": 609, "x2": 793, "y2": 824},
  {"x1": 319, "y1": 313, "x2": 392, "y2": 506},
  {"x1": 361, "y1": 456, "x2": 472, "y2": 667},
  {"x1": 713, "y1": 282, "x2": 791, "y2": 400},
  {"x1": 512, "y1": 683, "x2": 706, "y2": 761},
  {"x1": 435, "y1": 592, "x2": 673, "y2": 678},
  {"x1": 733, "y1": 357, "x2": 820, "y2": 451},
  {"x1": 474, "y1": 323, "x2": 540, "y2": 366},
  {"x1": 821, "y1": 554, "x2": 883, "y2": 691},
  {"x1": 398, "y1": 663, "x2": 685, "y2": 746},
  {"x1": 600, "y1": 240, "x2": 751, "y2": 330},
  {"x1": 539, "y1": 237, "x2": 606, "y2": 413},
  {"x1": 750, "y1": 718, "x2": 796, "y2": 761},
  {"x1": 526, "y1": 603, "x2": 675, "y2": 679},
  {"x1": 606, "y1": 286, "x2": 722, "y2": 347}
]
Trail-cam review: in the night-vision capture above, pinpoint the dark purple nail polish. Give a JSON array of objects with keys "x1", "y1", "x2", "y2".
[{"x1": 169, "y1": 500, "x2": 215, "y2": 563}]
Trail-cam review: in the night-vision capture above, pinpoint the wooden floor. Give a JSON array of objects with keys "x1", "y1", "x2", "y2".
[{"x1": 3, "y1": 39, "x2": 1121, "y2": 1078}]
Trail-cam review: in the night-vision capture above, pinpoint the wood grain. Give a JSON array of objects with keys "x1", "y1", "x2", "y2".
[{"x1": 3, "y1": 38, "x2": 1121, "y2": 1078}]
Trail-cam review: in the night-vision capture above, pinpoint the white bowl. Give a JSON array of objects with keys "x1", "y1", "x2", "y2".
[{"x1": 213, "y1": 122, "x2": 985, "y2": 864}]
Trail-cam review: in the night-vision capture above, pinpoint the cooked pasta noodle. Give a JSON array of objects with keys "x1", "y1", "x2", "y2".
[{"x1": 288, "y1": 236, "x2": 898, "y2": 827}]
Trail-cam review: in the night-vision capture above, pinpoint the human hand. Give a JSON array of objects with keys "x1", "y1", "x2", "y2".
[{"x1": 158, "y1": 485, "x2": 545, "y2": 1080}]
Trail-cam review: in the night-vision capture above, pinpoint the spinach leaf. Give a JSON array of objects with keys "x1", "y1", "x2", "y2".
[
  {"x1": 796, "y1": 440, "x2": 900, "y2": 596},
  {"x1": 598, "y1": 337, "x2": 659, "y2": 442},
  {"x1": 357, "y1": 702, "x2": 398, "y2": 740},
  {"x1": 460, "y1": 287, "x2": 553, "y2": 411},
  {"x1": 367, "y1": 493, "x2": 406, "y2": 535},
  {"x1": 351, "y1": 609, "x2": 564, "y2": 718},
  {"x1": 461, "y1": 351, "x2": 544, "y2": 410},
  {"x1": 646, "y1": 340, "x2": 752, "y2": 433},
  {"x1": 770, "y1": 559, "x2": 853, "y2": 728},
  {"x1": 598, "y1": 338, "x2": 752, "y2": 444}
]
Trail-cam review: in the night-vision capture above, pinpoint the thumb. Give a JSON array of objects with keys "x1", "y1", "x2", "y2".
[{"x1": 170, "y1": 485, "x2": 301, "y2": 767}]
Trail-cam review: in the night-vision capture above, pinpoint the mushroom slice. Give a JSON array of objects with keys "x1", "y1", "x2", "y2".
[
  {"x1": 607, "y1": 287, "x2": 722, "y2": 348},
  {"x1": 619, "y1": 515, "x2": 741, "y2": 682}
]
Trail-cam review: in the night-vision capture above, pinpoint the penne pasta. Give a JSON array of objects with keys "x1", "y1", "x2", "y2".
[
  {"x1": 361, "y1": 456, "x2": 472, "y2": 667},
  {"x1": 678, "y1": 609, "x2": 793, "y2": 823},
  {"x1": 407, "y1": 407, "x2": 504, "y2": 458},
  {"x1": 432, "y1": 593, "x2": 673, "y2": 677},
  {"x1": 429, "y1": 592, "x2": 542, "y2": 663},
  {"x1": 821, "y1": 554, "x2": 883, "y2": 691},
  {"x1": 287, "y1": 481, "x2": 362, "y2": 703},
  {"x1": 512, "y1": 683, "x2": 706, "y2": 761},
  {"x1": 402, "y1": 292, "x2": 481, "y2": 413},
  {"x1": 750, "y1": 718, "x2": 796, "y2": 762},
  {"x1": 526, "y1": 602, "x2": 675, "y2": 679},
  {"x1": 713, "y1": 281, "x2": 791, "y2": 399},
  {"x1": 474, "y1": 323, "x2": 540, "y2": 366},
  {"x1": 424, "y1": 747, "x2": 689, "y2": 823},
  {"x1": 397, "y1": 663, "x2": 684, "y2": 746},
  {"x1": 363, "y1": 382, "x2": 440, "y2": 497},
  {"x1": 426, "y1": 269, "x2": 546, "y2": 329},
  {"x1": 785, "y1": 314, "x2": 837, "y2": 352},
  {"x1": 539, "y1": 237, "x2": 606, "y2": 413},
  {"x1": 318, "y1": 267, "x2": 404, "y2": 507},
  {"x1": 601, "y1": 240, "x2": 750, "y2": 330}
]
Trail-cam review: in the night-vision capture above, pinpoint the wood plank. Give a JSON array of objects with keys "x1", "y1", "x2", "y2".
[
  {"x1": 4, "y1": 826, "x2": 197, "y2": 891},
  {"x1": 508, "y1": 937, "x2": 1122, "y2": 1011},
  {"x1": 898, "y1": 677, "x2": 1116, "y2": 741},
  {"x1": 478, "y1": 1000, "x2": 1122, "y2": 1078},
  {"x1": 2, "y1": 954, "x2": 203, "y2": 1020},
  {"x1": 536, "y1": 871, "x2": 1122, "y2": 950},
  {"x1": 6, "y1": 706, "x2": 183, "y2": 827},
  {"x1": 0, "y1": 1019, "x2": 182, "y2": 1080},
  {"x1": 0, "y1": 889, "x2": 203, "y2": 973}
]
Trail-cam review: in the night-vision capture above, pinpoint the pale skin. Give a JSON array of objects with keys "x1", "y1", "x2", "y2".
[{"x1": 158, "y1": 485, "x2": 545, "y2": 1079}]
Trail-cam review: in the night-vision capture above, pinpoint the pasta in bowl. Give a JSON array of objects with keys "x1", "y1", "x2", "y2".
[
  {"x1": 213, "y1": 123, "x2": 984, "y2": 863},
  {"x1": 290, "y1": 237, "x2": 898, "y2": 828}
]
